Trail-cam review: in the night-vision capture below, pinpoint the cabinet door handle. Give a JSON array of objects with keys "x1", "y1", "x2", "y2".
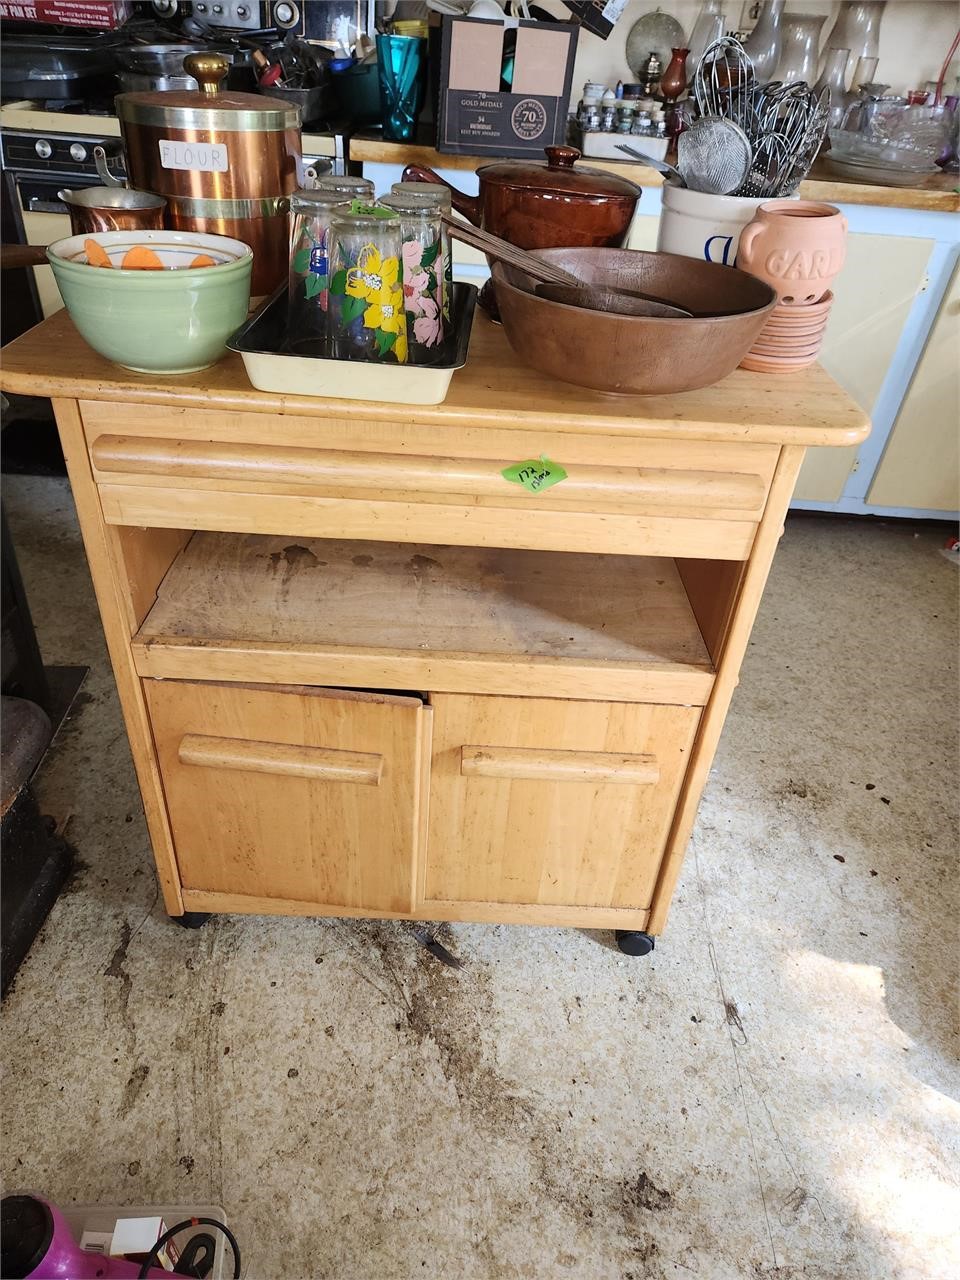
[
  {"x1": 179, "y1": 734, "x2": 383, "y2": 785},
  {"x1": 460, "y1": 746, "x2": 659, "y2": 785}
]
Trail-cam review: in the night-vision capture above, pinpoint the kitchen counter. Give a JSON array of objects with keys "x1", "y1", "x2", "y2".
[
  {"x1": 0, "y1": 307, "x2": 866, "y2": 945},
  {"x1": 0, "y1": 100, "x2": 341, "y2": 158},
  {"x1": 349, "y1": 134, "x2": 960, "y2": 215}
]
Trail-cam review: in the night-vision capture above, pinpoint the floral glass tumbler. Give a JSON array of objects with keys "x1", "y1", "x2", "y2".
[
  {"x1": 286, "y1": 190, "x2": 349, "y2": 356},
  {"x1": 391, "y1": 182, "x2": 453, "y2": 323},
  {"x1": 377, "y1": 33, "x2": 427, "y2": 142},
  {"x1": 328, "y1": 211, "x2": 408, "y2": 364},
  {"x1": 380, "y1": 193, "x2": 443, "y2": 363}
]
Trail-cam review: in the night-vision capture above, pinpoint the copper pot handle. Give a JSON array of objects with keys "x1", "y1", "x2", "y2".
[
  {"x1": 1, "y1": 244, "x2": 49, "y2": 269},
  {"x1": 402, "y1": 163, "x2": 481, "y2": 226}
]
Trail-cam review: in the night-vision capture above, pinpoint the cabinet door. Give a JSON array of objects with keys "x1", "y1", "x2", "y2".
[
  {"x1": 424, "y1": 694, "x2": 699, "y2": 912},
  {"x1": 145, "y1": 680, "x2": 426, "y2": 913},
  {"x1": 793, "y1": 233, "x2": 934, "y2": 503},
  {"x1": 868, "y1": 261, "x2": 960, "y2": 512}
]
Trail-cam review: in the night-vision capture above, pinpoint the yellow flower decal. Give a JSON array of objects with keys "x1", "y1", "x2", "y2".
[
  {"x1": 346, "y1": 244, "x2": 400, "y2": 301},
  {"x1": 394, "y1": 329, "x2": 408, "y2": 364},
  {"x1": 363, "y1": 282, "x2": 405, "y2": 335}
]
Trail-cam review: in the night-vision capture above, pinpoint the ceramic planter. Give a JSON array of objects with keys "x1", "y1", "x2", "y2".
[{"x1": 737, "y1": 200, "x2": 847, "y2": 305}]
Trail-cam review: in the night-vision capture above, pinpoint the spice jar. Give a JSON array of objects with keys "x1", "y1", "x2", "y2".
[
  {"x1": 286, "y1": 189, "x2": 349, "y2": 356},
  {"x1": 327, "y1": 210, "x2": 407, "y2": 364},
  {"x1": 390, "y1": 181, "x2": 453, "y2": 323},
  {"x1": 380, "y1": 192, "x2": 444, "y2": 363}
]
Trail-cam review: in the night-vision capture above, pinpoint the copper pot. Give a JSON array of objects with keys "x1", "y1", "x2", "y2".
[
  {"x1": 58, "y1": 186, "x2": 167, "y2": 235},
  {"x1": 402, "y1": 145, "x2": 641, "y2": 250},
  {"x1": 116, "y1": 53, "x2": 300, "y2": 293}
]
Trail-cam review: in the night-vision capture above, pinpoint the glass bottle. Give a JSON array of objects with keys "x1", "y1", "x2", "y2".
[
  {"x1": 743, "y1": 0, "x2": 785, "y2": 82},
  {"x1": 814, "y1": 47, "x2": 852, "y2": 127},
  {"x1": 391, "y1": 181, "x2": 453, "y2": 324},
  {"x1": 774, "y1": 13, "x2": 826, "y2": 85},
  {"x1": 327, "y1": 211, "x2": 407, "y2": 364},
  {"x1": 286, "y1": 189, "x2": 350, "y2": 356},
  {"x1": 824, "y1": 1, "x2": 886, "y2": 85},
  {"x1": 687, "y1": 1, "x2": 725, "y2": 81},
  {"x1": 380, "y1": 192, "x2": 444, "y2": 364}
]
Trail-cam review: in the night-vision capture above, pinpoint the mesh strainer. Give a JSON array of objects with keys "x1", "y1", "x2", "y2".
[{"x1": 677, "y1": 117, "x2": 754, "y2": 194}]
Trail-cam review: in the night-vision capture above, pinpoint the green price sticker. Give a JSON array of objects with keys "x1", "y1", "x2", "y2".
[{"x1": 502, "y1": 456, "x2": 568, "y2": 494}]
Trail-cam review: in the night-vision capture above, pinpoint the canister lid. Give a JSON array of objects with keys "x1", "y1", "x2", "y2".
[{"x1": 116, "y1": 53, "x2": 299, "y2": 133}]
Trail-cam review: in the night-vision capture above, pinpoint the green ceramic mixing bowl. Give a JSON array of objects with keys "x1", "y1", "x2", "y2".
[{"x1": 47, "y1": 229, "x2": 253, "y2": 374}]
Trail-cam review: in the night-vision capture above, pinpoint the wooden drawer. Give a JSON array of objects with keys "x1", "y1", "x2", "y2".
[
  {"x1": 423, "y1": 693, "x2": 700, "y2": 914},
  {"x1": 81, "y1": 402, "x2": 777, "y2": 560},
  {"x1": 144, "y1": 680, "x2": 428, "y2": 914}
]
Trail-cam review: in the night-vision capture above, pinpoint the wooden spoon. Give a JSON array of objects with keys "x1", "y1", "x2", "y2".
[{"x1": 441, "y1": 215, "x2": 692, "y2": 318}]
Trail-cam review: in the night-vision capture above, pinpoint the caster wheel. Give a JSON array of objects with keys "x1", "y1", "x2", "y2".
[
  {"x1": 172, "y1": 911, "x2": 210, "y2": 930},
  {"x1": 615, "y1": 930, "x2": 655, "y2": 957}
]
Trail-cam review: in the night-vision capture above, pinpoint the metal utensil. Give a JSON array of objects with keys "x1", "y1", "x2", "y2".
[
  {"x1": 534, "y1": 282, "x2": 692, "y2": 319},
  {"x1": 443, "y1": 215, "x2": 691, "y2": 314},
  {"x1": 693, "y1": 36, "x2": 756, "y2": 125},
  {"x1": 615, "y1": 143, "x2": 685, "y2": 184},
  {"x1": 676, "y1": 117, "x2": 753, "y2": 194}
]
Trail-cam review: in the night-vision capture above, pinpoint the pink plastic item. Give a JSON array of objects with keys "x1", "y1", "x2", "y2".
[{"x1": 737, "y1": 200, "x2": 848, "y2": 306}]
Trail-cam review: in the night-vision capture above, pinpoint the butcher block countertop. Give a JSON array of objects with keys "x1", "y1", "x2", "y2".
[{"x1": 0, "y1": 305, "x2": 870, "y2": 449}]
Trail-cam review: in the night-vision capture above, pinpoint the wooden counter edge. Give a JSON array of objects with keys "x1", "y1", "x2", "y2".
[{"x1": 0, "y1": 366, "x2": 871, "y2": 450}]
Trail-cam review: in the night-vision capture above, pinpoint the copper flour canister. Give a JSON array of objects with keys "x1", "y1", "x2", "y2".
[{"x1": 116, "y1": 53, "x2": 300, "y2": 294}]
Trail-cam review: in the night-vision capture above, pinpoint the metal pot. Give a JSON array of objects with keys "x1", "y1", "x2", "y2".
[
  {"x1": 402, "y1": 145, "x2": 642, "y2": 250},
  {"x1": 58, "y1": 186, "x2": 167, "y2": 235},
  {"x1": 116, "y1": 52, "x2": 300, "y2": 293},
  {"x1": 119, "y1": 71, "x2": 198, "y2": 94},
  {"x1": 116, "y1": 43, "x2": 210, "y2": 76}
]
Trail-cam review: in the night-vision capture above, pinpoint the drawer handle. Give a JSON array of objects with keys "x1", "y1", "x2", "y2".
[
  {"x1": 178, "y1": 734, "x2": 383, "y2": 785},
  {"x1": 90, "y1": 435, "x2": 766, "y2": 512},
  {"x1": 460, "y1": 746, "x2": 659, "y2": 785}
]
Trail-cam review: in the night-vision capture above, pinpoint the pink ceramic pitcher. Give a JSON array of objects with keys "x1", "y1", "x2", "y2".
[{"x1": 737, "y1": 200, "x2": 847, "y2": 305}]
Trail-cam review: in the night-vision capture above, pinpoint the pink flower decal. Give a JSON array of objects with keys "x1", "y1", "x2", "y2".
[
  {"x1": 402, "y1": 239, "x2": 423, "y2": 272},
  {"x1": 403, "y1": 270, "x2": 429, "y2": 310},
  {"x1": 412, "y1": 294, "x2": 442, "y2": 347}
]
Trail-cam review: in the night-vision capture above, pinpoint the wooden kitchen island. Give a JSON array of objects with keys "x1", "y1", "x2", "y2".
[{"x1": 0, "y1": 307, "x2": 869, "y2": 954}]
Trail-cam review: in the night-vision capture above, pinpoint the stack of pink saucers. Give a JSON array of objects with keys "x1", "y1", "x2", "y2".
[{"x1": 739, "y1": 291, "x2": 834, "y2": 373}]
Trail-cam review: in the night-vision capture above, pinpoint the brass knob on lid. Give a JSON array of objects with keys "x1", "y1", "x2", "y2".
[{"x1": 183, "y1": 53, "x2": 229, "y2": 95}]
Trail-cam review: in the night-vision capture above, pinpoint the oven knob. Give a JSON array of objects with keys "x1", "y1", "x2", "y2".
[
  {"x1": 34, "y1": 139, "x2": 53, "y2": 159},
  {"x1": 213, "y1": 3, "x2": 222, "y2": 10},
  {"x1": 237, "y1": 3, "x2": 248, "y2": 15},
  {"x1": 274, "y1": 2, "x2": 298, "y2": 28},
  {"x1": 195, "y1": 2, "x2": 207, "y2": 11},
  {"x1": 69, "y1": 142, "x2": 88, "y2": 163}
]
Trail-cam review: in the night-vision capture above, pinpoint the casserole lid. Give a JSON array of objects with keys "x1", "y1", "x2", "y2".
[{"x1": 476, "y1": 146, "x2": 641, "y2": 200}]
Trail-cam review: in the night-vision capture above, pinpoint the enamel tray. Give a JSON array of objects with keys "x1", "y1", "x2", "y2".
[{"x1": 228, "y1": 281, "x2": 478, "y2": 405}]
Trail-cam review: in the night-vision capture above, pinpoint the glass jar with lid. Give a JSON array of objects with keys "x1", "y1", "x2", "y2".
[
  {"x1": 390, "y1": 181, "x2": 453, "y2": 323},
  {"x1": 327, "y1": 210, "x2": 407, "y2": 364},
  {"x1": 380, "y1": 192, "x2": 444, "y2": 363},
  {"x1": 286, "y1": 189, "x2": 350, "y2": 356}
]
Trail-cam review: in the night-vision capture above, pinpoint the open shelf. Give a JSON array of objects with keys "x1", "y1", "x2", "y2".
[{"x1": 133, "y1": 534, "x2": 715, "y2": 705}]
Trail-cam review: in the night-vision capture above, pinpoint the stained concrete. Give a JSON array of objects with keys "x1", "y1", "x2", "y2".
[{"x1": 1, "y1": 473, "x2": 958, "y2": 1280}]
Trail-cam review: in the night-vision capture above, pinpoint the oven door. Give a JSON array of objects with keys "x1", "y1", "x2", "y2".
[{"x1": 4, "y1": 173, "x2": 105, "y2": 321}]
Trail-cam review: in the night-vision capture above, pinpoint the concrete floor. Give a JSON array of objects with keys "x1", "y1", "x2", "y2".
[{"x1": 1, "y1": 472, "x2": 958, "y2": 1280}]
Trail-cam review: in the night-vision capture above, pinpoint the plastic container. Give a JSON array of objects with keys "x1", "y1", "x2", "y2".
[{"x1": 228, "y1": 281, "x2": 478, "y2": 404}]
